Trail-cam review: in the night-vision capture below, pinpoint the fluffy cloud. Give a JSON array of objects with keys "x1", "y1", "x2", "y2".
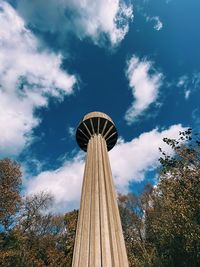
[
  {"x1": 26, "y1": 153, "x2": 85, "y2": 212},
  {"x1": 0, "y1": 1, "x2": 76, "y2": 155},
  {"x1": 17, "y1": 0, "x2": 133, "y2": 47},
  {"x1": 109, "y1": 124, "x2": 186, "y2": 191},
  {"x1": 125, "y1": 56, "x2": 163, "y2": 124},
  {"x1": 26, "y1": 124, "x2": 186, "y2": 212}
]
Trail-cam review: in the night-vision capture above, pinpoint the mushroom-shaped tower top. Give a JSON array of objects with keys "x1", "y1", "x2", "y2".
[{"x1": 76, "y1": 111, "x2": 118, "y2": 152}]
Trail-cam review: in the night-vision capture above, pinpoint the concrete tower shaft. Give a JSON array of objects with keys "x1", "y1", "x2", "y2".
[{"x1": 72, "y1": 112, "x2": 129, "y2": 267}]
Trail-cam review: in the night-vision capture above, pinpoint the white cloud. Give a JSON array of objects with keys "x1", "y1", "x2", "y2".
[
  {"x1": 192, "y1": 108, "x2": 200, "y2": 130},
  {"x1": 110, "y1": 124, "x2": 186, "y2": 192},
  {"x1": 177, "y1": 73, "x2": 200, "y2": 100},
  {"x1": 68, "y1": 126, "x2": 75, "y2": 138},
  {"x1": 177, "y1": 75, "x2": 190, "y2": 100},
  {"x1": 26, "y1": 124, "x2": 186, "y2": 212},
  {"x1": 177, "y1": 75, "x2": 188, "y2": 88},
  {"x1": 184, "y1": 90, "x2": 191, "y2": 99},
  {"x1": 146, "y1": 16, "x2": 163, "y2": 31},
  {"x1": 0, "y1": 1, "x2": 76, "y2": 156},
  {"x1": 17, "y1": 0, "x2": 133, "y2": 47},
  {"x1": 153, "y1": 17, "x2": 163, "y2": 31},
  {"x1": 26, "y1": 153, "x2": 85, "y2": 212},
  {"x1": 125, "y1": 55, "x2": 163, "y2": 124}
]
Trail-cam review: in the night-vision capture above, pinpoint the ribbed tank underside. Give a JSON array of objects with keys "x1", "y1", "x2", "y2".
[
  {"x1": 76, "y1": 111, "x2": 118, "y2": 152},
  {"x1": 72, "y1": 134, "x2": 129, "y2": 267}
]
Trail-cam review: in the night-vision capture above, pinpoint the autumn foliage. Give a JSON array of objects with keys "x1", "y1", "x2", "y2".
[
  {"x1": 0, "y1": 158, "x2": 21, "y2": 232},
  {"x1": 119, "y1": 130, "x2": 200, "y2": 266}
]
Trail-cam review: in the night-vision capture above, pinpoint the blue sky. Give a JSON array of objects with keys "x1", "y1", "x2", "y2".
[{"x1": 0, "y1": 0, "x2": 200, "y2": 211}]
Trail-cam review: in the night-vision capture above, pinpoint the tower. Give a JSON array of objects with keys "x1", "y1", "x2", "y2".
[{"x1": 72, "y1": 112, "x2": 129, "y2": 267}]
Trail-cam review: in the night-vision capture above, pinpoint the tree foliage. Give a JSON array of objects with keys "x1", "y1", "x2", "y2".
[
  {"x1": 65, "y1": 210, "x2": 78, "y2": 266},
  {"x1": 0, "y1": 191, "x2": 68, "y2": 266},
  {"x1": 0, "y1": 158, "x2": 76, "y2": 266},
  {"x1": 0, "y1": 158, "x2": 22, "y2": 232},
  {"x1": 119, "y1": 129, "x2": 200, "y2": 267},
  {"x1": 146, "y1": 129, "x2": 200, "y2": 266}
]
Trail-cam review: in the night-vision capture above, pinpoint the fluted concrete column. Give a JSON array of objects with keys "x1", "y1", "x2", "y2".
[{"x1": 72, "y1": 112, "x2": 129, "y2": 267}]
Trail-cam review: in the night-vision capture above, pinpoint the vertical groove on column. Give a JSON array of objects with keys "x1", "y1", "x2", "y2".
[
  {"x1": 100, "y1": 136, "x2": 120, "y2": 267},
  {"x1": 97, "y1": 135, "x2": 103, "y2": 266},
  {"x1": 78, "y1": 138, "x2": 93, "y2": 266},
  {"x1": 72, "y1": 138, "x2": 91, "y2": 267},
  {"x1": 89, "y1": 136, "x2": 101, "y2": 266},
  {"x1": 102, "y1": 137, "x2": 121, "y2": 265},
  {"x1": 98, "y1": 134, "x2": 112, "y2": 266},
  {"x1": 102, "y1": 138, "x2": 129, "y2": 267},
  {"x1": 89, "y1": 137, "x2": 95, "y2": 265},
  {"x1": 95, "y1": 136, "x2": 102, "y2": 267}
]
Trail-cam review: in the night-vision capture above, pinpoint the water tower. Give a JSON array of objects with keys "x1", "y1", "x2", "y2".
[{"x1": 72, "y1": 112, "x2": 129, "y2": 267}]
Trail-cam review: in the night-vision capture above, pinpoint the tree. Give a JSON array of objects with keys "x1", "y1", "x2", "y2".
[
  {"x1": 146, "y1": 130, "x2": 200, "y2": 267},
  {"x1": 118, "y1": 186, "x2": 156, "y2": 267},
  {"x1": 65, "y1": 210, "x2": 78, "y2": 267},
  {"x1": 0, "y1": 158, "x2": 22, "y2": 232},
  {"x1": 118, "y1": 130, "x2": 200, "y2": 267},
  {"x1": 0, "y1": 192, "x2": 67, "y2": 267}
]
